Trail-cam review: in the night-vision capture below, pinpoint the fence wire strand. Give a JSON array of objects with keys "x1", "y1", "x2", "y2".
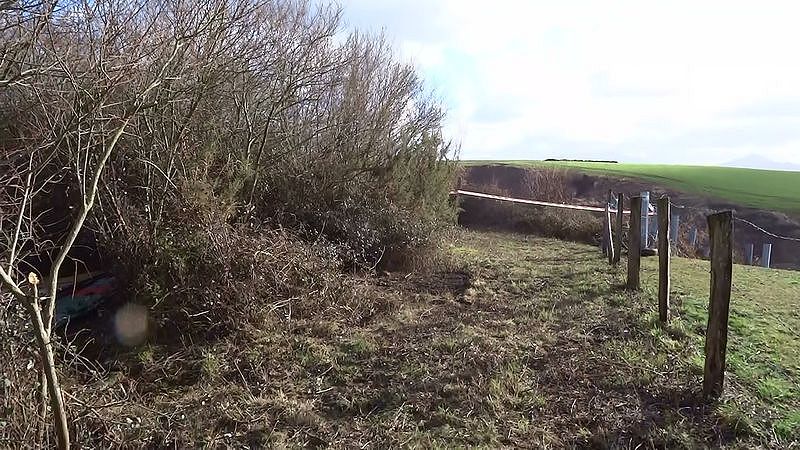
[
  {"x1": 456, "y1": 190, "x2": 800, "y2": 243},
  {"x1": 668, "y1": 200, "x2": 800, "y2": 242}
]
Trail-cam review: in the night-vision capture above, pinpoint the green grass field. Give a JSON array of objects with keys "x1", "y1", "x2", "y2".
[
  {"x1": 640, "y1": 252, "x2": 800, "y2": 440},
  {"x1": 446, "y1": 230, "x2": 800, "y2": 446},
  {"x1": 464, "y1": 160, "x2": 800, "y2": 214}
]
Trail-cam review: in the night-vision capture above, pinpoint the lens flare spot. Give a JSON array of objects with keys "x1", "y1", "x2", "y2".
[{"x1": 114, "y1": 303, "x2": 148, "y2": 346}]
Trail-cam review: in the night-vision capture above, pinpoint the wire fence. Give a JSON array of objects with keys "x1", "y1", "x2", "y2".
[
  {"x1": 454, "y1": 189, "x2": 800, "y2": 267},
  {"x1": 454, "y1": 190, "x2": 653, "y2": 215},
  {"x1": 667, "y1": 200, "x2": 800, "y2": 242}
]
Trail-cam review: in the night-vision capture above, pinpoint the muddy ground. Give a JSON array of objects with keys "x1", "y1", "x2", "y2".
[{"x1": 460, "y1": 165, "x2": 800, "y2": 270}]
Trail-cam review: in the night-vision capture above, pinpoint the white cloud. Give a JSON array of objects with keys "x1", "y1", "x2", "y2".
[{"x1": 338, "y1": 0, "x2": 800, "y2": 166}]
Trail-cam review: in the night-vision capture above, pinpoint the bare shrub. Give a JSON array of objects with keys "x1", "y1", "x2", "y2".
[
  {"x1": 521, "y1": 167, "x2": 571, "y2": 203},
  {"x1": 0, "y1": 302, "x2": 40, "y2": 444},
  {"x1": 459, "y1": 168, "x2": 601, "y2": 243},
  {"x1": 101, "y1": 185, "x2": 346, "y2": 343},
  {"x1": 1, "y1": 0, "x2": 456, "y2": 446}
]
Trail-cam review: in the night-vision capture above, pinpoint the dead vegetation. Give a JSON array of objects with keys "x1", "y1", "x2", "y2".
[
  {"x1": 1, "y1": 0, "x2": 455, "y2": 447},
  {"x1": 458, "y1": 168, "x2": 603, "y2": 243}
]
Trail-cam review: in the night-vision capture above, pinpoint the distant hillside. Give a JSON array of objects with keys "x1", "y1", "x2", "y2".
[
  {"x1": 723, "y1": 154, "x2": 800, "y2": 171},
  {"x1": 461, "y1": 160, "x2": 800, "y2": 214}
]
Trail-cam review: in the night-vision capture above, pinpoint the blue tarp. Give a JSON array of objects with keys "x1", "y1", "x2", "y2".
[{"x1": 54, "y1": 273, "x2": 116, "y2": 326}]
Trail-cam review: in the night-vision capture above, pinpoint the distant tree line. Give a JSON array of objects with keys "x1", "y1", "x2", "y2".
[{"x1": 543, "y1": 159, "x2": 618, "y2": 163}]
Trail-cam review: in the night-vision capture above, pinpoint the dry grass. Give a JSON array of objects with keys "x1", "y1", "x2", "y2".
[{"x1": 2, "y1": 229, "x2": 798, "y2": 448}]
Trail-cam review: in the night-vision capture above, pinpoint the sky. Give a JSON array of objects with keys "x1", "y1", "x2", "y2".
[{"x1": 337, "y1": 0, "x2": 800, "y2": 168}]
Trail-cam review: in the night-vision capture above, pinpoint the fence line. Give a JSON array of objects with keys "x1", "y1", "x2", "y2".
[
  {"x1": 458, "y1": 187, "x2": 753, "y2": 397},
  {"x1": 453, "y1": 190, "x2": 652, "y2": 215},
  {"x1": 733, "y1": 217, "x2": 800, "y2": 242},
  {"x1": 669, "y1": 201, "x2": 800, "y2": 242},
  {"x1": 455, "y1": 189, "x2": 800, "y2": 244}
]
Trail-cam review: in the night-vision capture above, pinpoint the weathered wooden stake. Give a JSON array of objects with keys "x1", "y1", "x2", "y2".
[
  {"x1": 657, "y1": 197, "x2": 671, "y2": 324},
  {"x1": 690, "y1": 227, "x2": 698, "y2": 247},
  {"x1": 761, "y1": 243, "x2": 772, "y2": 268},
  {"x1": 606, "y1": 203, "x2": 614, "y2": 264},
  {"x1": 703, "y1": 211, "x2": 733, "y2": 399},
  {"x1": 745, "y1": 243, "x2": 754, "y2": 265},
  {"x1": 613, "y1": 192, "x2": 623, "y2": 264},
  {"x1": 627, "y1": 196, "x2": 643, "y2": 290}
]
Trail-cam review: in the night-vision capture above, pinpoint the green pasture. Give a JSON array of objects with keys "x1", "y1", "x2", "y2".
[{"x1": 464, "y1": 160, "x2": 800, "y2": 214}]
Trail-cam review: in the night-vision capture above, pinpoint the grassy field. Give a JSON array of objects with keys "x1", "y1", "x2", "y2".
[
  {"x1": 65, "y1": 229, "x2": 799, "y2": 447},
  {"x1": 641, "y1": 251, "x2": 800, "y2": 440},
  {"x1": 444, "y1": 231, "x2": 798, "y2": 447},
  {"x1": 464, "y1": 160, "x2": 800, "y2": 214}
]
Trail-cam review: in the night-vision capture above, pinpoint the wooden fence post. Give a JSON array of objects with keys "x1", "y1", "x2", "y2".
[
  {"x1": 657, "y1": 197, "x2": 670, "y2": 324},
  {"x1": 703, "y1": 211, "x2": 733, "y2": 399},
  {"x1": 613, "y1": 192, "x2": 623, "y2": 264},
  {"x1": 627, "y1": 196, "x2": 642, "y2": 290},
  {"x1": 606, "y1": 203, "x2": 614, "y2": 264}
]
